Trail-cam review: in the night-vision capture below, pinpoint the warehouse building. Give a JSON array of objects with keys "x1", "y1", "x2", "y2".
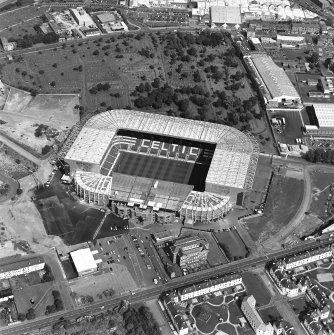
[
  {"x1": 210, "y1": 6, "x2": 242, "y2": 26},
  {"x1": 244, "y1": 54, "x2": 301, "y2": 106},
  {"x1": 0, "y1": 255, "x2": 45, "y2": 280},
  {"x1": 70, "y1": 248, "x2": 98, "y2": 276},
  {"x1": 305, "y1": 104, "x2": 334, "y2": 136}
]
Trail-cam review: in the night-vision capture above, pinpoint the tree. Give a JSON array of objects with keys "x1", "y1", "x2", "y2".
[
  {"x1": 41, "y1": 145, "x2": 52, "y2": 155},
  {"x1": 17, "y1": 313, "x2": 26, "y2": 321},
  {"x1": 26, "y1": 308, "x2": 35, "y2": 320}
]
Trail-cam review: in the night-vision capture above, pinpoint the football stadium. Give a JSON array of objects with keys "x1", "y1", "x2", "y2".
[{"x1": 65, "y1": 110, "x2": 259, "y2": 224}]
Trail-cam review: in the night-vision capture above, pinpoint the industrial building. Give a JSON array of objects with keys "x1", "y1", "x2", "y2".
[
  {"x1": 70, "y1": 248, "x2": 98, "y2": 276},
  {"x1": 170, "y1": 236, "x2": 209, "y2": 270},
  {"x1": 65, "y1": 110, "x2": 259, "y2": 224},
  {"x1": 241, "y1": 295, "x2": 274, "y2": 335},
  {"x1": 0, "y1": 255, "x2": 45, "y2": 280},
  {"x1": 96, "y1": 13, "x2": 116, "y2": 24},
  {"x1": 178, "y1": 273, "x2": 242, "y2": 301},
  {"x1": 244, "y1": 54, "x2": 301, "y2": 106},
  {"x1": 305, "y1": 104, "x2": 334, "y2": 136},
  {"x1": 210, "y1": 6, "x2": 242, "y2": 26}
]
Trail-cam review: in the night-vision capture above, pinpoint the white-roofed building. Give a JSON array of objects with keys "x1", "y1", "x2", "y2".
[
  {"x1": 70, "y1": 248, "x2": 98, "y2": 276},
  {"x1": 244, "y1": 54, "x2": 301, "y2": 105},
  {"x1": 305, "y1": 104, "x2": 334, "y2": 136},
  {"x1": 210, "y1": 6, "x2": 242, "y2": 25}
]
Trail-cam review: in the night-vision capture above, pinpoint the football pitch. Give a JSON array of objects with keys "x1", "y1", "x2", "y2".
[{"x1": 112, "y1": 151, "x2": 195, "y2": 184}]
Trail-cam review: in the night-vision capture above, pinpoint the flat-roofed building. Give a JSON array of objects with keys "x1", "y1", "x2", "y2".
[
  {"x1": 97, "y1": 13, "x2": 115, "y2": 24},
  {"x1": 305, "y1": 104, "x2": 334, "y2": 136},
  {"x1": 152, "y1": 230, "x2": 175, "y2": 246},
  {"x1": 70, "y1": 248, "x2": 97, "y2": 276},
  {"x1": 241, "y1": 295, "x2": 274, "y2": 335},
  {"x1": 210, "y1": 6, "x2": 242, "y2": 26},
  {"x1": 0, "y1": 255, "x2": 45, "y2": 280}
]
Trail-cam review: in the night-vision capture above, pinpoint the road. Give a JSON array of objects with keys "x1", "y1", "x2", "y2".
[
  {"x1": 1, "y1": 235, "x2": 333, "y2": 335},
  {"x1": 0, "y1": 133, "x2": 42, "y2": 166}
]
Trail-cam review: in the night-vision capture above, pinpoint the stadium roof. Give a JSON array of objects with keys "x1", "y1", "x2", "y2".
[
  {"x1": 313, "y1": 103, "x2": 334, "y2": 128},
  {"x1": 210, "y1": 6, "x2": 242, "y2": 24},
  {"x1": 66, "y1": 110, "x2": 258, "y2": 191},
  {"x1": 249, "y1": 54, "x2": 300, "y2": 101},
  {"x1": 70, "y1": 248, "x2": 97, "y2": 274}
]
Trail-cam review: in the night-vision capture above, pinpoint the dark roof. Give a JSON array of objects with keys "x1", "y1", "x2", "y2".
[
  {"x1": 0, "y1": 255, "x2": 44, "y2": 275},
  {"x1": 0, "y1": 288, "x2": 13, "y2": 299},
  {"x1": 283, "y1": 246, "x2": 332, "y2": 265}
]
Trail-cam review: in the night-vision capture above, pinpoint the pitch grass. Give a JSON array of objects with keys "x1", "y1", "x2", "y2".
[
  {"x1": 112, "y1": 151, "x2": 194, "y2": 184},
  {"x1": 246, "y1": 174, "x2": 304, "y2": 242}
]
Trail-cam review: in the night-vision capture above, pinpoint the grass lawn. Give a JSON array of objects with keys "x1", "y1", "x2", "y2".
[
  {"x1": 309, "y1": 170, "x2": 334, "y2": 219},
  {"x1": 242, "y1": 272, "x2": 271, "y2": 307},
  {"x1": 13, "y1": 281, "x2": 54, "y2": 317},
  {"x1": 246, "y1": 174, "x2": 304, "y2": 242},
  {"x1": 289, "y1": 297, "x2": 308, "y2": 316},
  {"x1": 228, "y1": 300, "x2": 243, "y2": 325},
  {"x1": 192, "y1": 303, "x2": 228, "y2": 334},
  {"x1": 213, "y1": 229, "x2": 249, "y2": 261},
  {"x1": 216, "y1": 323, "x2": 238, "y2": 335},
  {"x1": 259, "y1": 306, "x2": 281, "y2": 324}
]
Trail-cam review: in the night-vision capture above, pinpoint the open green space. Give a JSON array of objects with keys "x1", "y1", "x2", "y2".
[
  {"x1": 242, "y1": 272, "x2": 271, "y2": 306},
  {"x1": 309, "y1": 170, "x2": 334, "y2": 219},
  {"x1": 192, "y1": 302, "x2": 228, "y2": 334},
  {"x1": 0, "y1": 30, "x2": 264, "y2": 135},
  {"x1": 13, "y1": 282, "x2": 54, "y2": 317},
  {"x1": 246, "y1": 173, "x2": 304, "y2": 242},
  {"x1": 216, "y1": 323, "x2": 238, "y2": 335},
  {"x1": 214, "y1": 229, "x2": 249, "y2": 261},
  {"x1": 259, "y1": 306, "x2": 281, "y2": 324}
]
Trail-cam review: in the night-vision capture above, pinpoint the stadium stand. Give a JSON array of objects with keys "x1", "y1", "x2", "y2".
[{"x1": 66, "y1": 110, "x2": 259, "y2": 225}]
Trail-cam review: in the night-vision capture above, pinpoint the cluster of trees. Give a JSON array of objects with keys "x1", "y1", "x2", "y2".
[
  {"x1": 81, "y1": 295, "x2": 94, "y2": 304},
  {"x1": 163, "y1": 30, "x2": 229, "y2": 63},
  {"x1": 97, "y1": 288, "x2": 114, "y2": 300},
  {"x1": 0, "y1": 183, "x2": 10, "y2": 196},
  {"x1": 138, "y1": 47, "x2": 155, "y2": 59},
  {"x1": 73, "y1": 65, "x2": 83, "y2": 72},
  {"x1": 304, "y1": 148, "x2": 334, "y2": 164},
  {"x1": 42, "y1": 264, "x2": 54, "y2": 282},
  {"x1": 17, "y1": 307, "x2": 35, "y2": 322},
  {"x1": 89, "y1": 83, "x2": 111, "y2": 95},
  {"x1": 41, "y1": 145, "x2": 52, "y2": 155},
  {"x1": 34, "y1": 124, "x2": 49, "y2": 138},
  {"x1": 123, "y1": 306, "x2": 161, "y2": 335},
  {"x1": 9, "y1": 32, "x2": 58, "y2": 49},
  {"x1": 45, "y1": 290, "x2": 64, "y2": 315}
]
